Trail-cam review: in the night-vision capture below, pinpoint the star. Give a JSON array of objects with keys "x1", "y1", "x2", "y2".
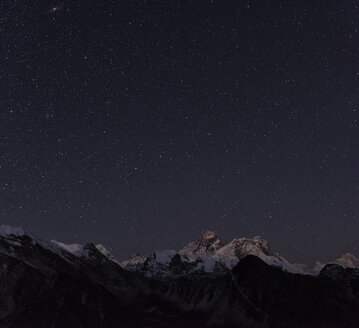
[
  {"x1": 48, "y1": 4, "x2": 63, "y2": 14},
  {"x1": 1, "y1": 0, "x2": 358, "y2": 265}
]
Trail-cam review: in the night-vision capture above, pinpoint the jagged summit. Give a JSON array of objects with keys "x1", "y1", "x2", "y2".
[
  {"x1": 333, "y1": 253, "x2": 359, "y2": 268},
  {"x1": 179, "y1": 230, "x2": 224, "y2": 261},
  {"x1": 216, "y1": 236, "x2": 274, "y2": 259}
]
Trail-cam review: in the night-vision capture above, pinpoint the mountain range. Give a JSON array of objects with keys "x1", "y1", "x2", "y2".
[
  {"x1": 1, "y1": 225, "x2": 359, "y2": 327},
  {"x1": 120, "y1": 230, "x2": 359, "y2": 277}
]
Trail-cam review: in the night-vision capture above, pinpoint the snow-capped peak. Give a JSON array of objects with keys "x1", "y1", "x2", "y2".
[
  {"x1": 215, "y1": 236, "x2": 274, "y2": 259},
  {"x1": 179, "y1": 230, "x2": 224, "y2": 261},
  {"x1": 210, "y1": 236, "x2": 302, "y2": 274},
  {"x1": 333, "y1": 253, "x2": 359, "y2": 268}
]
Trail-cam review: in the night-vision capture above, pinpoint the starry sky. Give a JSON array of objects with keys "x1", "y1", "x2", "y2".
[{"x1": 1, "y1": 0, "x2": 358, "y2": 264}]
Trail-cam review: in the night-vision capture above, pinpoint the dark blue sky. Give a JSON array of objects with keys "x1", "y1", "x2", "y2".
[{"x1": 0, "y1": 0, "x2": 358, "y2": 263}]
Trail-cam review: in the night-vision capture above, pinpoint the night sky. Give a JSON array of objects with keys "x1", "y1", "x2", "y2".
[{"x1": 1, "y1": 0, "x2": 358, "y2": 264}]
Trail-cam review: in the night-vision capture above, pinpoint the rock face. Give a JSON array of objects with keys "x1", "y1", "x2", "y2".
[{"x1": 1, "y1": 225, "x2": 359, "y2": 327}]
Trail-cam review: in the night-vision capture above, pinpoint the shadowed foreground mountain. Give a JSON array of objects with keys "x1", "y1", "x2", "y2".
[{"x1": 1, "y1": 226, "x2": 359, "y2": 327}]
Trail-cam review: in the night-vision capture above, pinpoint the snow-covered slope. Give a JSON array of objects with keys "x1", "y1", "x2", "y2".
[
  {"x1": 178, "y1": 232, "x2": 302, "y2": 274},
  {"x1": 51, "y1": 240, "x2": 85, "y2": 256},
  {"x1": 207, "y1": 236, "x2": 302, "y2": 273},
  {"x1": 51, "y1": 240, "x2": 119, "y2": 263}
]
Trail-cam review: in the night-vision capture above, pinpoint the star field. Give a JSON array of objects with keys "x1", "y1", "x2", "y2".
[{"x1": 0, "y1": 0, "x2": 358, "y2": 263}]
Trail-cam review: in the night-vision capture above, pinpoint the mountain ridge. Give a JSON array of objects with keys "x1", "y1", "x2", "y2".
[
  {"x1": 120, "y1": 230, "x2": 359, "y2": 276},
  {"x1": 2, "y1": 225, "x2": 358, "y2": 276},
  {"x1": 1, "y1": 224, "x2": 359, "y2": 327}
]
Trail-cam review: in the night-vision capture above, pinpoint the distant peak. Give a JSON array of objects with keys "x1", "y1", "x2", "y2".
[{"x1": 332, "y1": 253, "x2": 359, "y2": 269}]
